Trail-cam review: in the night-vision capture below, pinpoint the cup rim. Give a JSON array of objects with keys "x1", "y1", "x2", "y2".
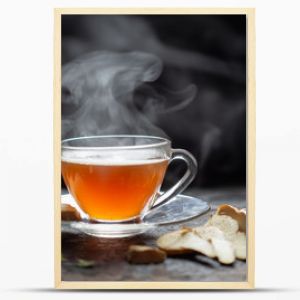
[{"x1": 61, "y1": 135, "x2": 171, "y2": 150}]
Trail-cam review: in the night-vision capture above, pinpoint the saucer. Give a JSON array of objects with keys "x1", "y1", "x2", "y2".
[{"x1": 61, "y1": 193, "x2": 210, "y2": 238}]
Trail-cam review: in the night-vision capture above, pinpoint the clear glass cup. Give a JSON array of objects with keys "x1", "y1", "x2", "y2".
[{"x1": 61, "y1": 135, "x2": 197, "y2": 224}]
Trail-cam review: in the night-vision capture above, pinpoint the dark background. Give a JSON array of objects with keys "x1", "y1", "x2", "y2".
[{"x1": 61, "y1": 15, "x2": 246, "y2": 188}]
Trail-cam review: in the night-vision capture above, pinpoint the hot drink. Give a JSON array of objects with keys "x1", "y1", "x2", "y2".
[
  {"x1": 62, "y1": 158, "x2": 168, "y2": 221},
  {"x1": 61, "y1": 135, "x2": 197, "y2": 225}
]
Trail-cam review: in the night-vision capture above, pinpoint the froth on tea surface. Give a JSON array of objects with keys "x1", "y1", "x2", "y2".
[{"x1": 62, "y1": 158, "x2": 168, "y2": 221}]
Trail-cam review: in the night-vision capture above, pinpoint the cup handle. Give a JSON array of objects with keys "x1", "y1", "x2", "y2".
[{"x1": 150, "y1": 149, "x2": 198, "y2": 211}]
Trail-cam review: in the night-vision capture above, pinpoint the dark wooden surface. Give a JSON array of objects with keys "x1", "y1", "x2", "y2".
[{"x1": 61, "y1": 187, "x2": 246, "y2": 282}]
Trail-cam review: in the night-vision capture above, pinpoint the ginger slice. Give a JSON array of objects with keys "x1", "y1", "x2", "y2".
[
  {"x1": 232, "y1": 231, "x2": 247, "y2": 260},
  {"x1": 156, "y1": 204, "x2": 247, "y2": 264},
  {"x1": 157, "y1": 228, "x2": 215, "y2": 257},
  {"x1": 193, "y1": 225, "x2": 225, "y2": 240},
  {"x1": 216, "y1": 204, "x2": 246, "y2": 233},
  {"x1": 156, "y1": 228, "x2": 193, "y2": 255},
  {"x1": 178, "y1": 231, "x2": 216, "y2": 258},
  {"x1": 204, "y1": 211, "x2": 246, "y2": 261},
  {"x1": 206, "y1": 214, "x2": 239, "y2": 241},
  {"x1": 61, "y1": 204, "x2": 81, "y2": 221},
  {"x1": 210, "y1": 238, "x2": 235, "y2": 264},
  {"x1": 194, "y1": 226, "x2": 235, "y2": 264},
  {"x1": 126, "y1": 245, "x2": 166, "y2": 264}
]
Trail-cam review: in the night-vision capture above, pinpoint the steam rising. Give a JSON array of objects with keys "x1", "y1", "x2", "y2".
[
  {"x1": 62, "y1": 51, "x2": 196, "y2": 139},
  {"x1": 61, "y1": 15, "x2": 246, "y2": 185}
]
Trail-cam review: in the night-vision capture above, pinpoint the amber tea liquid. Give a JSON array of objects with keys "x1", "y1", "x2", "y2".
[{"x1": 62, "y1": 158, "x2": 168, "y2": 221}]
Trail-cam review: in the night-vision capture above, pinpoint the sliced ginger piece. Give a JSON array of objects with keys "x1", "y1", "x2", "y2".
[
  {"x1": 232, "y1": 231, "x2": 247, "y2": 260},
  {"x1": 156, "y1": 227, "x2": 193, "y2": 255},
  {"x1": 61, "y1": 204, "x2": 81, "y2": 221},
  {"x1": 206, "y1": 207, "x2": 247, "y2": 261},
  {"x1": 194, "y1": 226, "x2": 235, "y2": 264},
  {"x1": 206, "y1": 214, "x2": 239, "y2": 241},
  {"x1": 193, "y1": 225, "x2": 225, "y2": 240},
  {"x1": 126, "y1": 245, "x2": 166, "y2": 264},
  {"x1": 178, "y1": 231, "x2": 216, "y2": 258},
  {"x1": 210, "y1": 238, "x2": 235, "y2": 264},
  {"x1": 216, "y1": 204, "x2": 246, "y2": 233},
  {"x1": 157, "y1": 227, "x2": 215, "y2": 257},
  {"x1": 156, "y1": 203, "x2": 247, "y2": 264}
]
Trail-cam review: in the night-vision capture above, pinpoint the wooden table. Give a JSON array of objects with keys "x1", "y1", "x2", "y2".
[{"x1": 61, "y1": 187, "x2": 246, "y2": 282}]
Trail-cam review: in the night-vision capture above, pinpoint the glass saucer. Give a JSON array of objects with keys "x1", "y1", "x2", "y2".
[{"x1": 61, "y1": 194, "x2": 210, "y2": 238}]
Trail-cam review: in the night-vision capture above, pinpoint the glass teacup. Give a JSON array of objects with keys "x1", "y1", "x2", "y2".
[{"x1": 61, "y1": 135, "x2": 197, "y2": 223}]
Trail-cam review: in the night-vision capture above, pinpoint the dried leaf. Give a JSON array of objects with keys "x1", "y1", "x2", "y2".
[{"x1": 76, "y1": 259, "x2": 95, "y2": 268}]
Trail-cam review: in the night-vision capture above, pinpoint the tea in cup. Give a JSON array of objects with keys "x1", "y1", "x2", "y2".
[{"x1": 61, "y1": 135, "x2": 197, "y2": 223}]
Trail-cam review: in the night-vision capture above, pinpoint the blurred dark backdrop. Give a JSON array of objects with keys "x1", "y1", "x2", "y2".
[{"x1": 61, "y1": 15, "x2": 246, "y2": 188}]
